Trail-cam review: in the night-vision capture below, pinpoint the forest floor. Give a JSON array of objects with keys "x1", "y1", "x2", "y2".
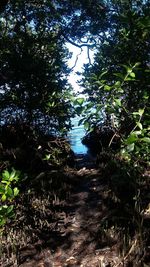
[{"x1": 1, "y1": 154, "x2": 150, "y2": 267}]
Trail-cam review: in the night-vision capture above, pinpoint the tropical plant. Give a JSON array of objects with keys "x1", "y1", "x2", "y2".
[
  {"x1": 80, "y1": 0, "x2": 150, "y2": 160},
  {"x1": 0, "y1": 169, "x2": 20, "y2": 228}
]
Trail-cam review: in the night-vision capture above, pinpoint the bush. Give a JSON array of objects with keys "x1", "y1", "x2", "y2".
[{"x1": 0, "y1": 169, "x2": 20, "y2": 228}]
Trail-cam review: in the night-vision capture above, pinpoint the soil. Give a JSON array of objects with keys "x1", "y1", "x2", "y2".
[{"x1": 0, "y1": 154, "x2": 150, "y2": 267}]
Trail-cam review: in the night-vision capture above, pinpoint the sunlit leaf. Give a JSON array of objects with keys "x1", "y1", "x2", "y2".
[
  {"x1": 141, "y1": 137, "x2": 150, "y2": 143},
  {"x1": 2, "y1": 171, "x2": 10, "y2": 181},
  {"x1": 76, "y1": 98, "x2": 85, "y2": 106},
  {"x1": 104, "y1": 85, "x2": 111, "y2": 91},
  {"x1": 129, "y1": 72, "x2": 135, "y2": 78},
  {"x1": 125, "y1": 76, "x2": 134, "y2": 81},
  {"x1": 134, "y1": 62, "x2": 141, "y2": 67},
  {"x1": 127, "y1": 68, "x2": 132, "y2": 73},
  {"x1": 114, "y1": 99, "x2": 122, "y2": 107},
  {"x1": 10, "y1": 169, "x2": 16, "y2": 180},
  {"x1": 1, "y1": 194, "x2": 6, "y2": 202},
  {"x1": 13, "y1": 187, "x2": 19, "y2": 197},
  {"x1": 138, "y1": 109, "x2": 144, "y2": 116},
  {"x1": 136, "y1": 122, "x2": 143, "y2": 130},
  {"x1": 127, "y1": 143, "x2": 135, "y2": 152},
  {"x1": 132, "y1": 131, "x2": 142, "y2": 135},
  {"x1": 118, "y1": 88, "x2": 124, "y2": 93},
  {"x1": 126, "y1": 133, "x2": 137, "y2": 144}
]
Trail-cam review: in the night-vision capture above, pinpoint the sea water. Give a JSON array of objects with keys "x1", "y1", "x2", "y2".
[{"x1": 68, "y1": 116, "x2": 88, "y2": 154}]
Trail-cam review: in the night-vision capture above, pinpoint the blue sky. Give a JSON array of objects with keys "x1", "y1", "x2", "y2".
[{"x1": 66, "y1": 43, "x2": 94, "y2": 93}]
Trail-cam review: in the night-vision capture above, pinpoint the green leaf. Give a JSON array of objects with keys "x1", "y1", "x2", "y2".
[
  {"x1": 2, "y1": 171, "x2": 10, "y2": 181},
  {"x1": 1, "y1": 180, "x2": 8, "y2": 184},
  {"x1": 138, "y1": 109, "x2": 144, "y2": 116},
  {"x1": 126, "y1": 134, "x2": 137, "y2": 144},
  {"x1": 104, "y1": 85, "x2": 111, "y2": 91},
  {"x1": 13, "y1": 187, "x2": 19, "y2": 197},
  {"x1": 115, "y1": 81, "x2": 121, "y2": 87},
  {"x1": 0, "y1": 218, "x2": 6, "y2": 226},
  {"x1": 6, "y1": 205, "x2": 14, "y2": 214},
  {"x1": 0, "y1": 185, "x2": 5, "y2": 194},
  {"x1": 76, "y1": 98, "x2": 85, "y2": 106},
  {"x1": 141, "y1": 137, "x2": 150, "y2": 143},
  {"x1": 84, "y1": 121, "x2": 90, "y2": 130},
  {"x1": 6, "y1": 186, "x2": 13, "y2": 197},
  {"x1": 114, "y1": 99, "x2": 122, "y2": 107},
  {"x1": 99, "y1": 70, "x2": 108, "y2": 79},
  {"x1": 134, "y1": 62, "x2": 141, "y2": 67},
  {"x1": 70, "y1": 96, "x2": 75, "y2": 102},
  {"x1": 136, "y1": 122, "x2": 143, "y2": 130},
  {"x1": 1, "y1": 194, "x2": 6, "y2": 202},
  {"x1": 132, "y1": 131, "x2": 142, "y2": 135},
  {"x1": 125, "y1": 76, "x2": 134, "y2": 81},
  {"x1": 129, "y1": 72, "x2": 135, "y2": 78},
  {"x1": 0, "y1": 205, "x2": 8, "y2": 210},
  {"x1": 127, "y1": 143, "x2": 135, "y2": 152},
  {"x1": 44, "y1": 154, "x2": 51, "y2": 160},
  {"x1": 47, "y1": 101, "x2": 55, "y2": 108},
  {"x1": 91, "y1": 73, "x2": 98, "y2": 80},
  {"x1": 127, "y1": 68, "x2": 132, "y2": 73},
  {"x1": 10, "y1": 169, "x2": 16, "y2": 180},
  {"x1": 132, "y1": 112, "x2": 140, "y2": 116},
  {"x1": 114, "y1": 73, "x2": 124, "y2": 79},
  {"x1": 117, "y1": 88, "x2": 124, "y2": 93},
  {"x1": 98, "y1": 85, "x2": 105, "y2": 90},
  {"x1": 94, "y1": 81, "x2": 102, "y2": 86},
  {"x1": 96, "y1": 104, "x2": 103, "y2": 111}
]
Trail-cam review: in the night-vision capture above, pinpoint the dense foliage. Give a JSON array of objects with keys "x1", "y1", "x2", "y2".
[
  {"x1": 0, "y1": 0, "x2": 107, "y2": 228},
  {"x1": 0, "y1": 1, "x2": 150, "y2": 266},
  {"x1": 0, "y1": 1, "x2": 74, "y2": 134},
  {"x1": 81, "y1": 0, "x2": 150, "y2": 163}
]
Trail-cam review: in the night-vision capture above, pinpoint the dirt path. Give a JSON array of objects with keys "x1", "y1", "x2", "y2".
[
  {"x1": 2, "y1": 154, "x2": 135, "y2": 267},
  {"x1": 13, "y1": 154, "x2": 123, "y2": 267}
]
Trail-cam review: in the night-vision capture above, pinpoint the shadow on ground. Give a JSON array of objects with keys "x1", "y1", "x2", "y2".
[{"x1": 1, "y1": 154, "x2": 150, "y2": 267}]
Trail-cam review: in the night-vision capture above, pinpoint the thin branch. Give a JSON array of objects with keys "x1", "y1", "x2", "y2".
[
  {"x1": 70, "y1": 48, "x2": 83, "y2": 70},
  {"x1": 63, "y1": 35, "x2": 95, "y2": 49},
  {"x1": 87, "y1": 46, "x2": 91, "y2": 65},
  {"x1": 108, "y1": 132, "x2": 118, "y2": 147}
]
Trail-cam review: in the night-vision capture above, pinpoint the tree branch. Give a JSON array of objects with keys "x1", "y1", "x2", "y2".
[
  {"x1": 87, "y1": 46, "x2": 91, "y2": 65},
  {"x1": 63, "y1": 35, "x2": 95, "y2": 49},
  {"x1": 70, "y1": 48, "x2": 83, "y2": 70}
]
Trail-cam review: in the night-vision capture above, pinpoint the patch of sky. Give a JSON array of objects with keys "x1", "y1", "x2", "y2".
[
  {"x1": 66, "y1": 42, "x2": 94, "y2": 95},
  {"x1": 66, "y1": 42, "x2": 95, "y2": 154}
]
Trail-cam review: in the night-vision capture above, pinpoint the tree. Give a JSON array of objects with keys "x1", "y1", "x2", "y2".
[
  {"x1": 0, "y1": 1, "x2": 72, "y2": 133},
  {"x1": 0, "y1": 0, "x2": 108, "y2": 134},
  {"x1": 82, "y1": 0, "x2": 150, "y2": 131},
  {"x1": 76, "y1": 0, "x2": 150, "y2": 164}
]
